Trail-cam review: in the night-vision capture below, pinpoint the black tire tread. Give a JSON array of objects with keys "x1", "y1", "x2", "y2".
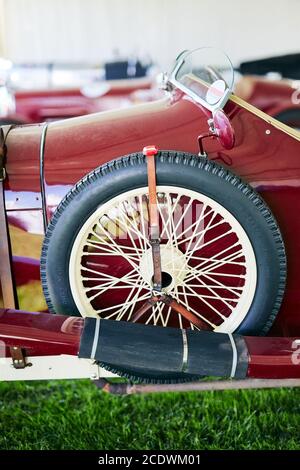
[{"x1": 41, "y1": 151, "x2": 286, "y2": 336}]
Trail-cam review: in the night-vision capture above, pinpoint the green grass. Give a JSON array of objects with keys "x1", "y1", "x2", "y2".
[{"x1": 0, "y1": 380, "x2": 299, "y2": 450}]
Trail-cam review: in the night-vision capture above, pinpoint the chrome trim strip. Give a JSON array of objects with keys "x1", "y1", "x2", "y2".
[
  {"x1": 91, "y1": 318, "x2": 101, "y2": 360},
  {"x1": 181, "y1": 329, "x2": 188, "y2": 372},
  {"x1": 228, "y1": 333, "x2": 238, "y2": 378},
  {"x1": 39, "y1": 122, "x2": 49, "y2": 232}
]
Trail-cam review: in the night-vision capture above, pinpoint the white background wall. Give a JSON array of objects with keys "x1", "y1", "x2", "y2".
[{"x1": 0, "y1": 0, "x2": 299, "y2": 69}]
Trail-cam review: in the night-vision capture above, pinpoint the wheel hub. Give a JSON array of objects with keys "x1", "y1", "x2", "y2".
[{"x1": 139, "y1": 245, "x2": 188, "y2": 292}]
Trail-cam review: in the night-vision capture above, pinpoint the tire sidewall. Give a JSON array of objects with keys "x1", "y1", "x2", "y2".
[{"x1": 42, "y1": 153, "x2": 285, "y2": 335}]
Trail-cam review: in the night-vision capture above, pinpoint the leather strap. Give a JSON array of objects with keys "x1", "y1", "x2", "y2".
[
  {"x1": 0, "y1": 126, "x2": 16, "y2": 309},
  {"x1": 132, "y1": 145, "x2": 212, "y2": 331},
  {"x1": 143, "y1": 146, "x2": 162, "y2": 291},
  {"x1": 130, "y1": 296, "x2": 159, "y2": 323},
  {"x1": 132, "y1": 294, "x2": 212, "y2": 331},
  {"x1": 163, "y1": 296, "x2": 212, "y2": 331}
]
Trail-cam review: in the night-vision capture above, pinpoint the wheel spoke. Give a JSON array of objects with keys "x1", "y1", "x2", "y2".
[
  {"x1": 86, "y1": 272, "x2": 143, "y2": 302},
  {"x1": 184, "y1": 284, "x2": 227, "y2": 320},
  {"x1": 116, "y1": 281, "x2": 149, "y2": 321},
  {"x1": 118, "y1": 202, "x2": 151, "y2": 252},
  {"x1": 165, "y1": 197, "x2": 194, "y2": 248},
  {"x1": 174, "y1": 290, "x2": 217, "y2": 328},
  {"x1": 199, "y1": 271, "x2": 244, "y2": 298},
  {"x1": 95, "y1": 221, "x2": 141, "y2": 276},
  {"x1": 178, "y1": 285, "x2": 196, "y2": 330},
  {"x1": 163, "y1": 305, "x2": 172, "y2": 327},
  {"x1": 173, "y1": 286, "x2": 184, "y2": 329},
  {"x1": 175, "y1": 207, "x2": 213, "y2": 247},
  {"x1": 185, "y1": 227, "x2": 233, "y2": 260},
  {"x1": 98, "y1": 292, "x2": 151, "y2": 316},
  {"x1": 138, "y1": 195, "x2": 149, "y2": 252},
  {"x1": 81, "y1": 267, "x2": 140, "y2": 284},
  {"x1": 158, "y1": 193, "x2": 181, "y2": 246},
  {"x1": 200, "y1": 251, "x2": 244, "y2": 275},
  {"x1": 70, "y1": 186, "x2": 256, "y2": 333},
  {"x1": 184, "y1": 249, "x2": 244, "y2": 284},
  {"x1": 185, "y1": 213, "x2": 220, "y2": 264},
  {"x1": 146, "y1": 301, "x2": 166, "y2": 326}
]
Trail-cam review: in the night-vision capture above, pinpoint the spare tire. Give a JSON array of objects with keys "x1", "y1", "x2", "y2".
[{"x1": 41, "y1": 151, "x2": 286, "y2": 336}]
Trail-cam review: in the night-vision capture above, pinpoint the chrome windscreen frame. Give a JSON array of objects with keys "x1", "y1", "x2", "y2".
[{"x1": 168, "y1": 55, "x2": 233, "y2": 113}]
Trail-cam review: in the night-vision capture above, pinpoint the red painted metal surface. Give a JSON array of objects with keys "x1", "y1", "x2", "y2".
[
  {"x1": 213, "y1": 109, "x2": 235, "y2": 150},
  {"x1": 14, "y1": 79, "x2": 155, "y2": 123},
  {"x1": 5, "y1": 93, "x2": 300, "y2": 333},
  {"x1": 13, "y1": 257, "x2": 40, "y2": 286},
  {"x1": 0, "y1": 309, "x2": 82, "y2": 356},
  {"x1": 0, "y1": 309, "x2": 299, "y2": 379},
  {"x1": 5, "y1": 124, "x2": 43, "y2": 194},
  {"x1": 2, "y1": 82, "x2": 300, "y2": 378},
  {"x1": 247, "y1": 77, "x2": 299, "y2": 121},
  {"x1": 246, "y1": 336, "x2": 300, "y2": 378}
]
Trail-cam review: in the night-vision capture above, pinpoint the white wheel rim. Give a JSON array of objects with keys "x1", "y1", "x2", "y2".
[{"x1": 69, "y1": 186, "x2": 257, "y2": 333}]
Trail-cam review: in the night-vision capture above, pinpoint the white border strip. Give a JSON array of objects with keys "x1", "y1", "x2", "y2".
[
  {"x1": 228, "y1": 333, "x2": 238, "y2": 378},
  {"x1": 91, "y1": 318, "x2": 101, "y2": 359},
  {"x1": 182, "y1": 329, "x2": 188, "y2": 372},
  {"x1": 0, "y1": 355, "x2": 117, "y2": 381}
]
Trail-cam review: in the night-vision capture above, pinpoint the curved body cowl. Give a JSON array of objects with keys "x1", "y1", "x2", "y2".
[{"x1": 3, "y1": 91, "x2": 300, "y2": 336}]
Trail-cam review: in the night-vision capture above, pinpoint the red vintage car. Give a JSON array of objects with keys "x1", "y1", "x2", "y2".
[
  {"x1": 238, "y1": 52, "x2": 300, "y2": 127},
  {"x1": 16, "y1": 80, "x2": 156, "y2": 122},
  {"x1": 1, "y1": 47, "x2": 300, "y2": 388},
  {"x1": 1, "y1": 77, "x2": 158, "y2": 124},
  {"x1": 236, "y1": 75, "x2": 300, "y2": 128}
]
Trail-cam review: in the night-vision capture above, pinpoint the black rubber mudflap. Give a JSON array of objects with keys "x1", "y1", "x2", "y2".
[{"x1": 79, "y1": 318, "x2": 249, "y2": 384}]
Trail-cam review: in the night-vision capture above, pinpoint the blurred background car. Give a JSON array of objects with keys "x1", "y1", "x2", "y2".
[
  {"x1": 1, "y1": 54, "x2": 300, "y2": 126},
  {"x1": 0, "y1": 56, "x2": 163, "y2": 124}
]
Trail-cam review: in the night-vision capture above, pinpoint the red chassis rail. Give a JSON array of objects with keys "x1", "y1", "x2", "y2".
[
  {"x1": 0, "y1": 308, "x2": 299, "y2": 384},
  {"x1": 0, "y1": 308, "x2": 108, "y2": 382}
]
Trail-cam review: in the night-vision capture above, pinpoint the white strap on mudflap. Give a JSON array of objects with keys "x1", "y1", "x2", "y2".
[
  {"x1": 91, "y1": 318, "x2": 101, "y2": 360},
  {"x1": 228, "y1": 333, "x2": 238, "y2": 378}
]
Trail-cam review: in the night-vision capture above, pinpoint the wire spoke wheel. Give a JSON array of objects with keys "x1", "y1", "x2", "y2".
[
  {"x1": 42, "y1": 151, "x2": 286, "y2": 337},
  {"x1": 69, "y1": 186, "x2": 256, "y2": 333}
]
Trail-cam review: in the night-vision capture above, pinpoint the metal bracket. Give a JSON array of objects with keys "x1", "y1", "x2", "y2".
[
  {"x1": 0, "y1": 148, "x2": 6, "y2": 182},
  {"x1": 10, "y1": 346, "x2": 30, "y2": 369},
  {"x1": 197, "y1": 119, "x2": 217, "y2": 157}
]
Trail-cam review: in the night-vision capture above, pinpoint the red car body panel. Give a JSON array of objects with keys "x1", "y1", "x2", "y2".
[
  {"x1": 0, "y1": 308, "x2": 299, "y2": 378},
  {"x1": 2, "y1": 87, "x2": 300, "y2": 379},
  {"x1": 0, "y1": 309, "x2": 82, "y2": 357}
]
